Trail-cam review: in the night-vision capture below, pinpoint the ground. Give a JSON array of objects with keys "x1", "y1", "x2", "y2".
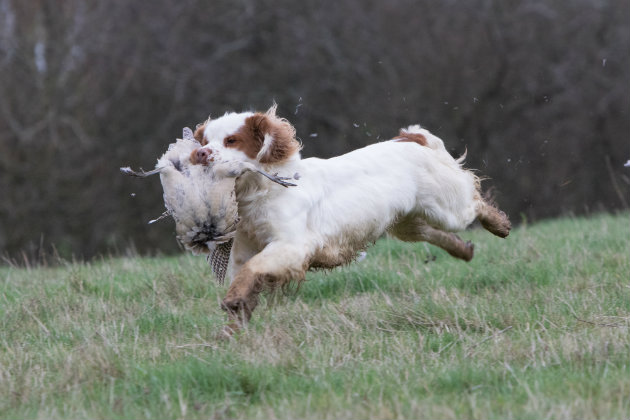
[{"x1": 1, "y1": 213, "x2": 628, "y2": 419}]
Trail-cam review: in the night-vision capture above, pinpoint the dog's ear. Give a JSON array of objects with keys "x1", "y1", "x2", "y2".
[{"x1": 246, "y1": 106, "x2": 301, "y2": 164}]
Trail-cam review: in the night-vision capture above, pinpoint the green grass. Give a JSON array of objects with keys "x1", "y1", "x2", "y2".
[{"x1": 1, "y1": 213, "x2": 629, "y2": 419}]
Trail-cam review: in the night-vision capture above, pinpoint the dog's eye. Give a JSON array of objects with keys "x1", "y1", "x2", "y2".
[{"x1": 225, "y1": 137, "x2": 237, "y2": 145}]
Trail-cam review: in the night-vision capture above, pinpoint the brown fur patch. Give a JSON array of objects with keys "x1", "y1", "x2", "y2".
[
  {"x1": 190, "y1": 148, "x2": 201, "y2": 165},
  {"x1": 394, "y1": 131, "x2": 428, "y2": 147},
  {"x1": 222, "y1": 114, "x2": 265, "y2": 160},
  {"x1": 223, "y1": 113, "x2": 301, "y2": 163},
  {"x1": 194, "y1": 123, "x2": 208, "y2": 145},
  {"x1": 258, "y1": 114, "x2": 301, "y2": 164}
]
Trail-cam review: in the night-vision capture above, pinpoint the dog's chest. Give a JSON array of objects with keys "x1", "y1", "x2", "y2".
[{"x1": 235, "y1": 197, "x2": 278, "y2": 245}]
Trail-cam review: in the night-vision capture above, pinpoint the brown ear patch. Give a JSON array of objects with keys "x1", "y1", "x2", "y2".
[
  {"x1": 258, "y1": 115, "x2": 300, "y2": 164},
  {"x1": 394, "y1": 131, "x2": 428, "y2": 147},
  {"x1": 224, "y1": 113, "x2": 300, "y2": 163},
  {"x1": 194, "y1": 123, "x2": 208, "y2": 145}
]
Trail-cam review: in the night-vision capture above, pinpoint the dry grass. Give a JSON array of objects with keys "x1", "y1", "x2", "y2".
[{"x1": 1, "y1": 213, "x2": 629, "y2": 419}]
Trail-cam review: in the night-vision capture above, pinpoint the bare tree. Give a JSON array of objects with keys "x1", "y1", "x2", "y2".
[{"x1": 0, "y1": 0, "x2": 627, "y2": 262}]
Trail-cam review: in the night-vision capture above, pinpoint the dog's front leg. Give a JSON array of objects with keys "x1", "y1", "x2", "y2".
[{"x1": 220, "y1": 242, "x2": 309, "y2": 331}]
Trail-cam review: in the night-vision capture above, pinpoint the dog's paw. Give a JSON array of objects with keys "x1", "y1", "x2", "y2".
[{"x1": 464, "y1": 241, "x2": 475, "y2": 262}]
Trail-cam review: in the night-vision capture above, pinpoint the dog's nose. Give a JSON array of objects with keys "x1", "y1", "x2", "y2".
[
  {"x1": 196, "y1": 148, "x2": 210, "y2": 162},
  {"x1": 190, "y1": 147, "x2": 213, "y2": 165}
]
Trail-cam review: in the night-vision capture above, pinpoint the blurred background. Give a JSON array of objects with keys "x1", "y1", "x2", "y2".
[{"x1": 0, "y1": 0, "x2": 628, "y2": 263}]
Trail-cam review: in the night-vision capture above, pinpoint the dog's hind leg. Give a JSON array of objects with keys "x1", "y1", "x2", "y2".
[
  {"x1": 389, "y1": 217, "x2": 474, "y2": 261},
  {"x1": 476, "y1": 201, "x2": 511, "y2": 238}
]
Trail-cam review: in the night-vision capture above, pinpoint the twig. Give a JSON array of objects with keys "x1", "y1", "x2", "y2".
[
  {"x1": 375, "y1": 326, "x2": 400, "y2": 333},
  {"x1": 437, "y1": 339, "x2": 459, "y2": 355},
  {"x1": 572, "y1": 314, "x2": 626, "y2": 328},
  {"x1": 169, "y1": 343, "x2": 218, "y2": 350},
  {"x1": 23, "y1": 305, "x2": 50, "y2": 337}
]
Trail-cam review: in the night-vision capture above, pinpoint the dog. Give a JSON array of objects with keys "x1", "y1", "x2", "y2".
[{"x1": 190, "y1": 105, "x2": 511, "y2": 327}]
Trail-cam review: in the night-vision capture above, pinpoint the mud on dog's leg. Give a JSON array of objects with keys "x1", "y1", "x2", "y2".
[
  {"x1": 389, "y1": 217, "x2": 475, "y2": 261},
  {"x1": 477, "y1": 202, "x2": 511, "y2": 238},
  {"x1": 221, "y1": 242, "x2": 309, "y2": 329}
]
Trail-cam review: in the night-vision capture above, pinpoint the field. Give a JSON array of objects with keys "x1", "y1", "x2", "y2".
[{"x1": 1, "y1": 213, "x2": 629, "y2": 419}]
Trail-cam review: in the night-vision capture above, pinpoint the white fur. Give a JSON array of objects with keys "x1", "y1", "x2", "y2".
[
  {"x1": 203, "y1": 112, "x2": 254, "y2": 163},
  {"x1": 255, "y1": 134, "x2": 275, "y2": 161}
]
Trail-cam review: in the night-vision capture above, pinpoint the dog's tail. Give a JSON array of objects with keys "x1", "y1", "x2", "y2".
[
  {"x1": 399, "y1": 125, "x2": 446, "y2": 151},
  {"x1": 397, "y1": 125, "x2": 471, "y2": 163}
]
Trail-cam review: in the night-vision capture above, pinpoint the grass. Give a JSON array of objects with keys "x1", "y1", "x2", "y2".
[{"x1": 1, "y1": 213, "x2": 629, "y2": 419}]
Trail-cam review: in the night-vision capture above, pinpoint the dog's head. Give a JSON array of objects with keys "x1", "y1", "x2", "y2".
[{"x1": 190, "y1": 104, "x2": 301, "y2": 166}]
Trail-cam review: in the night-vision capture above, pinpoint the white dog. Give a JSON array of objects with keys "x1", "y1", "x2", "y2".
[{"x1": 190, "y1": 105, "x2": 511, "y2": 325}]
